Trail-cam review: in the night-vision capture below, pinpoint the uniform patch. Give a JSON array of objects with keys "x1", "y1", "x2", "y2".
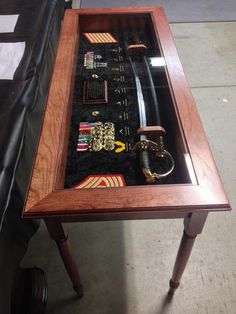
[
  {"x1": 73, "y1": 174, "x2": 126, "y2": 189},
  {"x1": 83, "y1": 32, "x2": 117, "y2": 44}
]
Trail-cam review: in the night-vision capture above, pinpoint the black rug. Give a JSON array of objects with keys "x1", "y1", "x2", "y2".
[{"x1": 80, "y1": 0, "x2": 236, "y2": 23}]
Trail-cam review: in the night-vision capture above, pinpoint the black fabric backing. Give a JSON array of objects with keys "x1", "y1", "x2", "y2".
[{"x1": 64, "y1": 29, "x2": 186, "y2": 188}]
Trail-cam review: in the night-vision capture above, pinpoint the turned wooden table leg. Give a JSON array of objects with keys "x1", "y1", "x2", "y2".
[
  {"x1": 168, "y1": 212, "x2": 208, "y2": 296},
  {"x1": 168, "y1": 231, "x2": 196, "y2": 295},
  {"x1": 44, "y1": 220, "x2": 84, "y2": 298}
]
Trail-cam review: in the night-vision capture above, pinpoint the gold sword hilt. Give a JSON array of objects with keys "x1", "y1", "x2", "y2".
[{"x1": 134, "y1": 127, "x2": 175, "y2": 184}]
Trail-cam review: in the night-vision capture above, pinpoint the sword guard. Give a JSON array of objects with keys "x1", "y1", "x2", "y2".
[
  {"x1": 137, "y1": 126, "x2": 166, "y2": 137},
  {"x1": 126, "y1": 44, "x2": 147, "y2": 56}
]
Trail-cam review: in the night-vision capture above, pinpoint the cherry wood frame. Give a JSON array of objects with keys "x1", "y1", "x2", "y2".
[{"x1": 22, "y1": 7, "x2": 230, "y2": 297}]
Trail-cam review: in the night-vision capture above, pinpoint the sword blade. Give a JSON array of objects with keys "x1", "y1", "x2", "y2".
[
  {"x1": 129, "y1": 56, "x2": 147, "y2": 136},
  {"x1": 143, "y1": 55, "x2": 161, "y2": 126}
]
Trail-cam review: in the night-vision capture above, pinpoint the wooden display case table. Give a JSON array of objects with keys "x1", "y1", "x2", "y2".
[{"x1": 23, "y1": 7, "x2": 230, "y2": 298}]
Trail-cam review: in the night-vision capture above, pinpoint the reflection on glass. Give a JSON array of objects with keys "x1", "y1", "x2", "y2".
[
  {"x1": 184, "y1": 154, "x2": 197, "y2": 185},
  {"x1": 149, "y1": 57, "x2": 166, "y2": 67}
]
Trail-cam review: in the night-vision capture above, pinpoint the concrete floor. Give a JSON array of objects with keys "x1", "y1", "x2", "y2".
[
  {"x1": 22, "y1": 21, "x2": 236, "y2": 314},
  {"x1": 72, "y1": 0, "x2": 80, "y2": 9}
]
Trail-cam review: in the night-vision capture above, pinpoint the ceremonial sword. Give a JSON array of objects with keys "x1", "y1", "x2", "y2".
[{"x1": 128, "y1": 48, "x2": 174, "y2": 184}]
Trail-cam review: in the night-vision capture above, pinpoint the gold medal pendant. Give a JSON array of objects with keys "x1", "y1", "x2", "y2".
[
  {"x1": 90, "y1": 122, "x2": 115, "y2": 152},
  {"x1": 91, "y1": 140, "x2": 103, "y2": 152}
]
